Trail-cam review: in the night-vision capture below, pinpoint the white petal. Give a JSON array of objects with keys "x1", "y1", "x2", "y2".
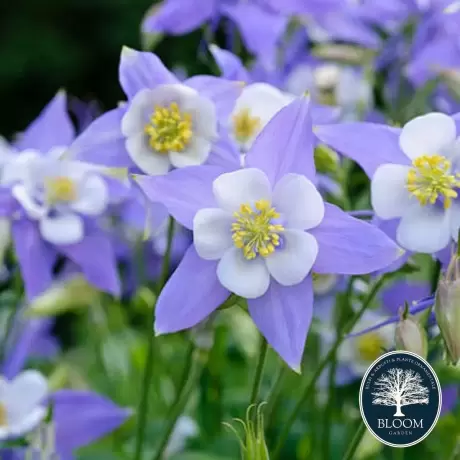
[
  {"x1": 39, "y1": 214, "x2": 84, "y2": 245},
  {"x1": 121, "y1": 89, "x2": 155, "y2": 136},
  {"x1": 0, "y1": 427, "x2": 9, "y2": 441},
  {"x1": 2, "y1": 150, "x2": 41, "y2": 186},
  {"x1": 193, "y1": 208, "x2": 233, "y2": 260},
  {"x1": 450, "y1": 201, "x2": 460, "y2": 241},
  {"x1": 5, "y1": 370, "x2": 48, "y2": 420},
  {"x1": 183, "y1": 95, "x2": 218, "y2": 140},
  {"x1": 273, "y1": 174, "x2": 325, "y2": 230},
  {"x1": 217, "y1": 247, "x2": 270, "y2": 298},
  {"x1": 12, "y1": 184, "x2": 47, "y2": 219},
  {"x1": 399, "y1": 112, "x2": 456, "y2": 159},
  {"x1": 8, "y1": 407, "x2": 47, "y2": 437},
  {"x1": 396, "y1": 205, "x2": 451, "y2": 253},
  {"x1": 72, "y1": 175, "x2": 109, "y2": 215},
  {"x1": 265, "y1": 230, "x2": 318, "y2": 286},
  {"x1": 371, "y1": 164, "x2": 413, "y2": 219},
  {"x1": 169, "y1": 136, "x2": 212, "y2": 168},
  {"x1": 126, "y1": 133, "x2": 171, "y2": 175},
  {"x1": 213, "y1": 168, "x2": 271, "y2": 213}
]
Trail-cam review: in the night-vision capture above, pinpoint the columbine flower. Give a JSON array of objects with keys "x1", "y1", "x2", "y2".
[
  {"x1": 339, "y1": 311, "x2": 396, "y2": 376},
  {"x1": 71, "y1": 47, "x2": 242, "y2": 175},
  {"x1": 0, "y1": 370, "x2": 48, "y2": 440},
  {"x1": 316, "y1": 112, "x2": 460, "y2": 254},
  {"x1": 0, "y1": 92, "x2": 121, "y2": 300},
  {"x1": 136, "y1": 96, "x2": 400, "y2": 369},
  {"x1": 10, "y1": 156, "x2": 109, "y2": 245}
]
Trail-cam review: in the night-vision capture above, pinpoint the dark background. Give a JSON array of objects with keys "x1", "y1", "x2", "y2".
[{"x1": 0, "y1": 0, "x2": 206, "y2": 139}]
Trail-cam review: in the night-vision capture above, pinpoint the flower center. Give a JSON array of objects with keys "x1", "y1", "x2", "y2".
[
  {"x1": 356, "y1": 333, "x2": 385, "y2": 362},
  {"x1": 231, "y1": 199, "x2": 284, "y2": 260},
  {"x1": 45, "y1": 177, "x2": 77, "y2": 204},
  {"x1": 0, "y1": 403, "x2": 7, "y2": 426},
  {"x1": 144, "y1": 102, "x2": 193, "y2": 154},
  {"x1": 406, "y1": 154, "x2": 460, "y2": 208},
  {"x1": 232, "y1": 108, "x2": 261, "y2": 144}
]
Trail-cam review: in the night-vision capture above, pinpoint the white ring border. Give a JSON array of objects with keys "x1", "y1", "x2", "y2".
[{"x1": 358, "y1": 350, "x2": 442, "y2": 449}]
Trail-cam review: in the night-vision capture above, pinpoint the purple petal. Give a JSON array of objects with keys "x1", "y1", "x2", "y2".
[
  {"x1": 220, "y1": 2, "x2": 287, "y2": 67},
  {"x1": 314, "y1": 123, "x2": 409, "y2": 178},
  {"x1": 52, "y1": 390, "x2": 131, "y2": 455},
  {"x1": 372, "y1": 217, "x2": 411, "y2": 275},
  {"x1": 209, "y1": 45, "x2": 250, "y2": 82},
  {"x1": 0, "y1": 188, "x2": 20, "y2": 216},
  {"x1": 406, "y1": 36, "x2": 460, "y2": 87},
  {"x1": 135, "y1": 166, "x2": 227, "y2": 229},
  {"x1": 119, "y1": 48, "x2": 178, "y2": 100},
  {"x1": 381, "y1": 280, "x2": 431, "y2": 316},
  {"x1": 155, "y1": 245, "x2": 229, "y2": 334},
  {"x1": 12, "y1": 219, "x2": 56, "y2": 300},
  {"x1": 248, "y1": 276, "x2": 313, "y2": 371},
  {"x1": 2, "y1": 318, "x2": 57, "y2": 379},
  {"x1": 185, "y1": 75, "x2": 241, "y2": 121},
  {"x1": 59, "y1": 232, "x2": 121, "y2": 296},
  {"x1": 246, "y1": 97, "x2": 316, "y2": 185},
  {"x1": 207, "y1": 130, "x2": 241, "y2": 169},
  {"x1": 142, "y1": 0, "x2": 216, "y2": 35},
  {"x1": 311, "y1": 204, "x2": 401, "y2": 275},
  {"x1": 441, "y1": 386, "x2": 458, "y2": 416},
  {"x1": 15, "y1": 91, "x2": 75, "y2": 152},
  {"x1": 69, "y1": 108, "x2": 135, "y2": 168}
]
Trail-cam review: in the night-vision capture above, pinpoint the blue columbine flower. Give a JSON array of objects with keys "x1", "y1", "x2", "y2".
[
  {"x1": 0, "y1": 92, "x2": 122, "y2": 300},
  {"x1": 316, "y1": 111, "x2": 460, "y2": 254},
  {"x1": 135, "y1": 96, "x2": 401, "y2": 370},
  {"x1": 70, "y1": 47, "x2": 242, "y2": 174}
]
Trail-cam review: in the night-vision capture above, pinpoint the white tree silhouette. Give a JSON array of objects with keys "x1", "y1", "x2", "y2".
[{"x1": 371, "y1": 368, "x2": 429, "y2": 417}]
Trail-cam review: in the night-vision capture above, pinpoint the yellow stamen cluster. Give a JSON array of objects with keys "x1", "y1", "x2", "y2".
[
  {"x1": 45, "y1": 177, "x2": 77, "y2": 204},
  {"x1": 0, "y1": 403, "x2": 7, "y2": 426},
  {"x1": 232, "y1": 108, "x2": 261, "y2": 144},
  {"x1": 407, "y1": 154, "x2": 460, "y2": 208},
  {"x1": 356, "y1": 333, "x2": 385, "y2": 362},
  {"x1": 231, "y1": 199, "x2": 284, "y2": 260},
  {"x1": 144, "y1": 102, "x2": 193, "y2": 153}
]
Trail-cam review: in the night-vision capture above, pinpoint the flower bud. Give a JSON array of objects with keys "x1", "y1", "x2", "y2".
[
  {"x1": 314, "y1": 144, "x2": 340, "y2": 176},
  {"x1": 435, "y1": 254, "x2": 460, "y2": 364},
  {"x1": 226, "y1": 404, "x2": 269, "y2": 460},
  {"x1": 395, "y1": 310, "x2": 428, "y2": 359}
]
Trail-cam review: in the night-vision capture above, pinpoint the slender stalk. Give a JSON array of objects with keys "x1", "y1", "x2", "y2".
[
  {"x1": 272, "y1": 275, "x2": 388, "y2": 460},
  {"x1": 133, "y1": 218, "x2": 175, "y2": 460},
  {"x1": 0, "y1": 302, "x2": 18, "y2": 365},
  {"x1": 341, "y1": 420, "x2": 366, "y2": 460},
  {"x1": 265, "y1": 365, "x2": 287, "y2": 433},
  {"x1": 152, "y1": 347, "x2": 199, "y2": 460},
  {"x1": 430, "y1": 259, "x2": 442, "y2": 294},
  {"x1": 250, "y1": 337, "x2": 268, "y2": 407}
]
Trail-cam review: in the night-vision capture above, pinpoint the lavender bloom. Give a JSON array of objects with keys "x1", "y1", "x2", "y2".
[
  {"x1": 70, "y1": 47, "x2": 242, "y2": 174},
  {"x1": 316, "y1": 112, "x2": 460, "y2": 254},
  {"x1": 0, "y1": 92, "x2": 122, "y2": 299},
  {"x1": 135, "y1": 96, "x2": 401, "y2": 370},
  {"x1": 142, "y1": 0, "x2": 288, "y2": 67}
]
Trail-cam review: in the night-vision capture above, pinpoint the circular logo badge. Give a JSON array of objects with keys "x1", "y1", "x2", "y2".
[{"x1": 359, "y1": 351, "x2": 441, "y2": 448}]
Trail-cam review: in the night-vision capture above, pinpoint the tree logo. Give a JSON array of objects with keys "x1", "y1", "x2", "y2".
[{"x1": 359, "y1": 351, "x2": 441, "y2": 448}]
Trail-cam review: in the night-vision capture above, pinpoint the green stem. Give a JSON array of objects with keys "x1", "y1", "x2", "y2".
[
  {"x1": 250, "y1": 337, "x2": 268, "y2": 407},
  {"x1": 265, "y1": 365, "x2": 287, "y2": 434},
  {"x1": 0, "y1": 302, "x2": 18, "y2": 365},
  {"x1": 341, "y1": 420, "x2": 366, "y2": 460},
  {"x1": 430, "y1": 259, "x2": 442, "y2": 294},
  {"x1": 271, "y1": 275, "x2": 389, "y2": 460},
  {"x1": 133, "y1": 218, "x2": 175, "y2": 460},
  {"x1": 152, "y1": 348, "x2": 200, "y2": 460}
]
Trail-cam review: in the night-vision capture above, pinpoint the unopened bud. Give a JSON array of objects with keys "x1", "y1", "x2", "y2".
[
  {"x1": 225, "y1": 404, "x2": 269, "y2": 460},
  {"x1": 314, "y1": 144, "x2": 340, "y2": 176},
  {"x1": 435, "y1": 254, "x2": 460, "y2": 364},
  {"x1": 27, "y1": 276, "x2": 100, "y2": 317},
  {"x1": 395, "y1": 307, "x2": 428, "y2": 359}
]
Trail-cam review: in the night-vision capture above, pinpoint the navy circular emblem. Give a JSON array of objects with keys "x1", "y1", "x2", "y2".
[{"x1": 359, "y1": 350, "x2": 441, "y2": 448}]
